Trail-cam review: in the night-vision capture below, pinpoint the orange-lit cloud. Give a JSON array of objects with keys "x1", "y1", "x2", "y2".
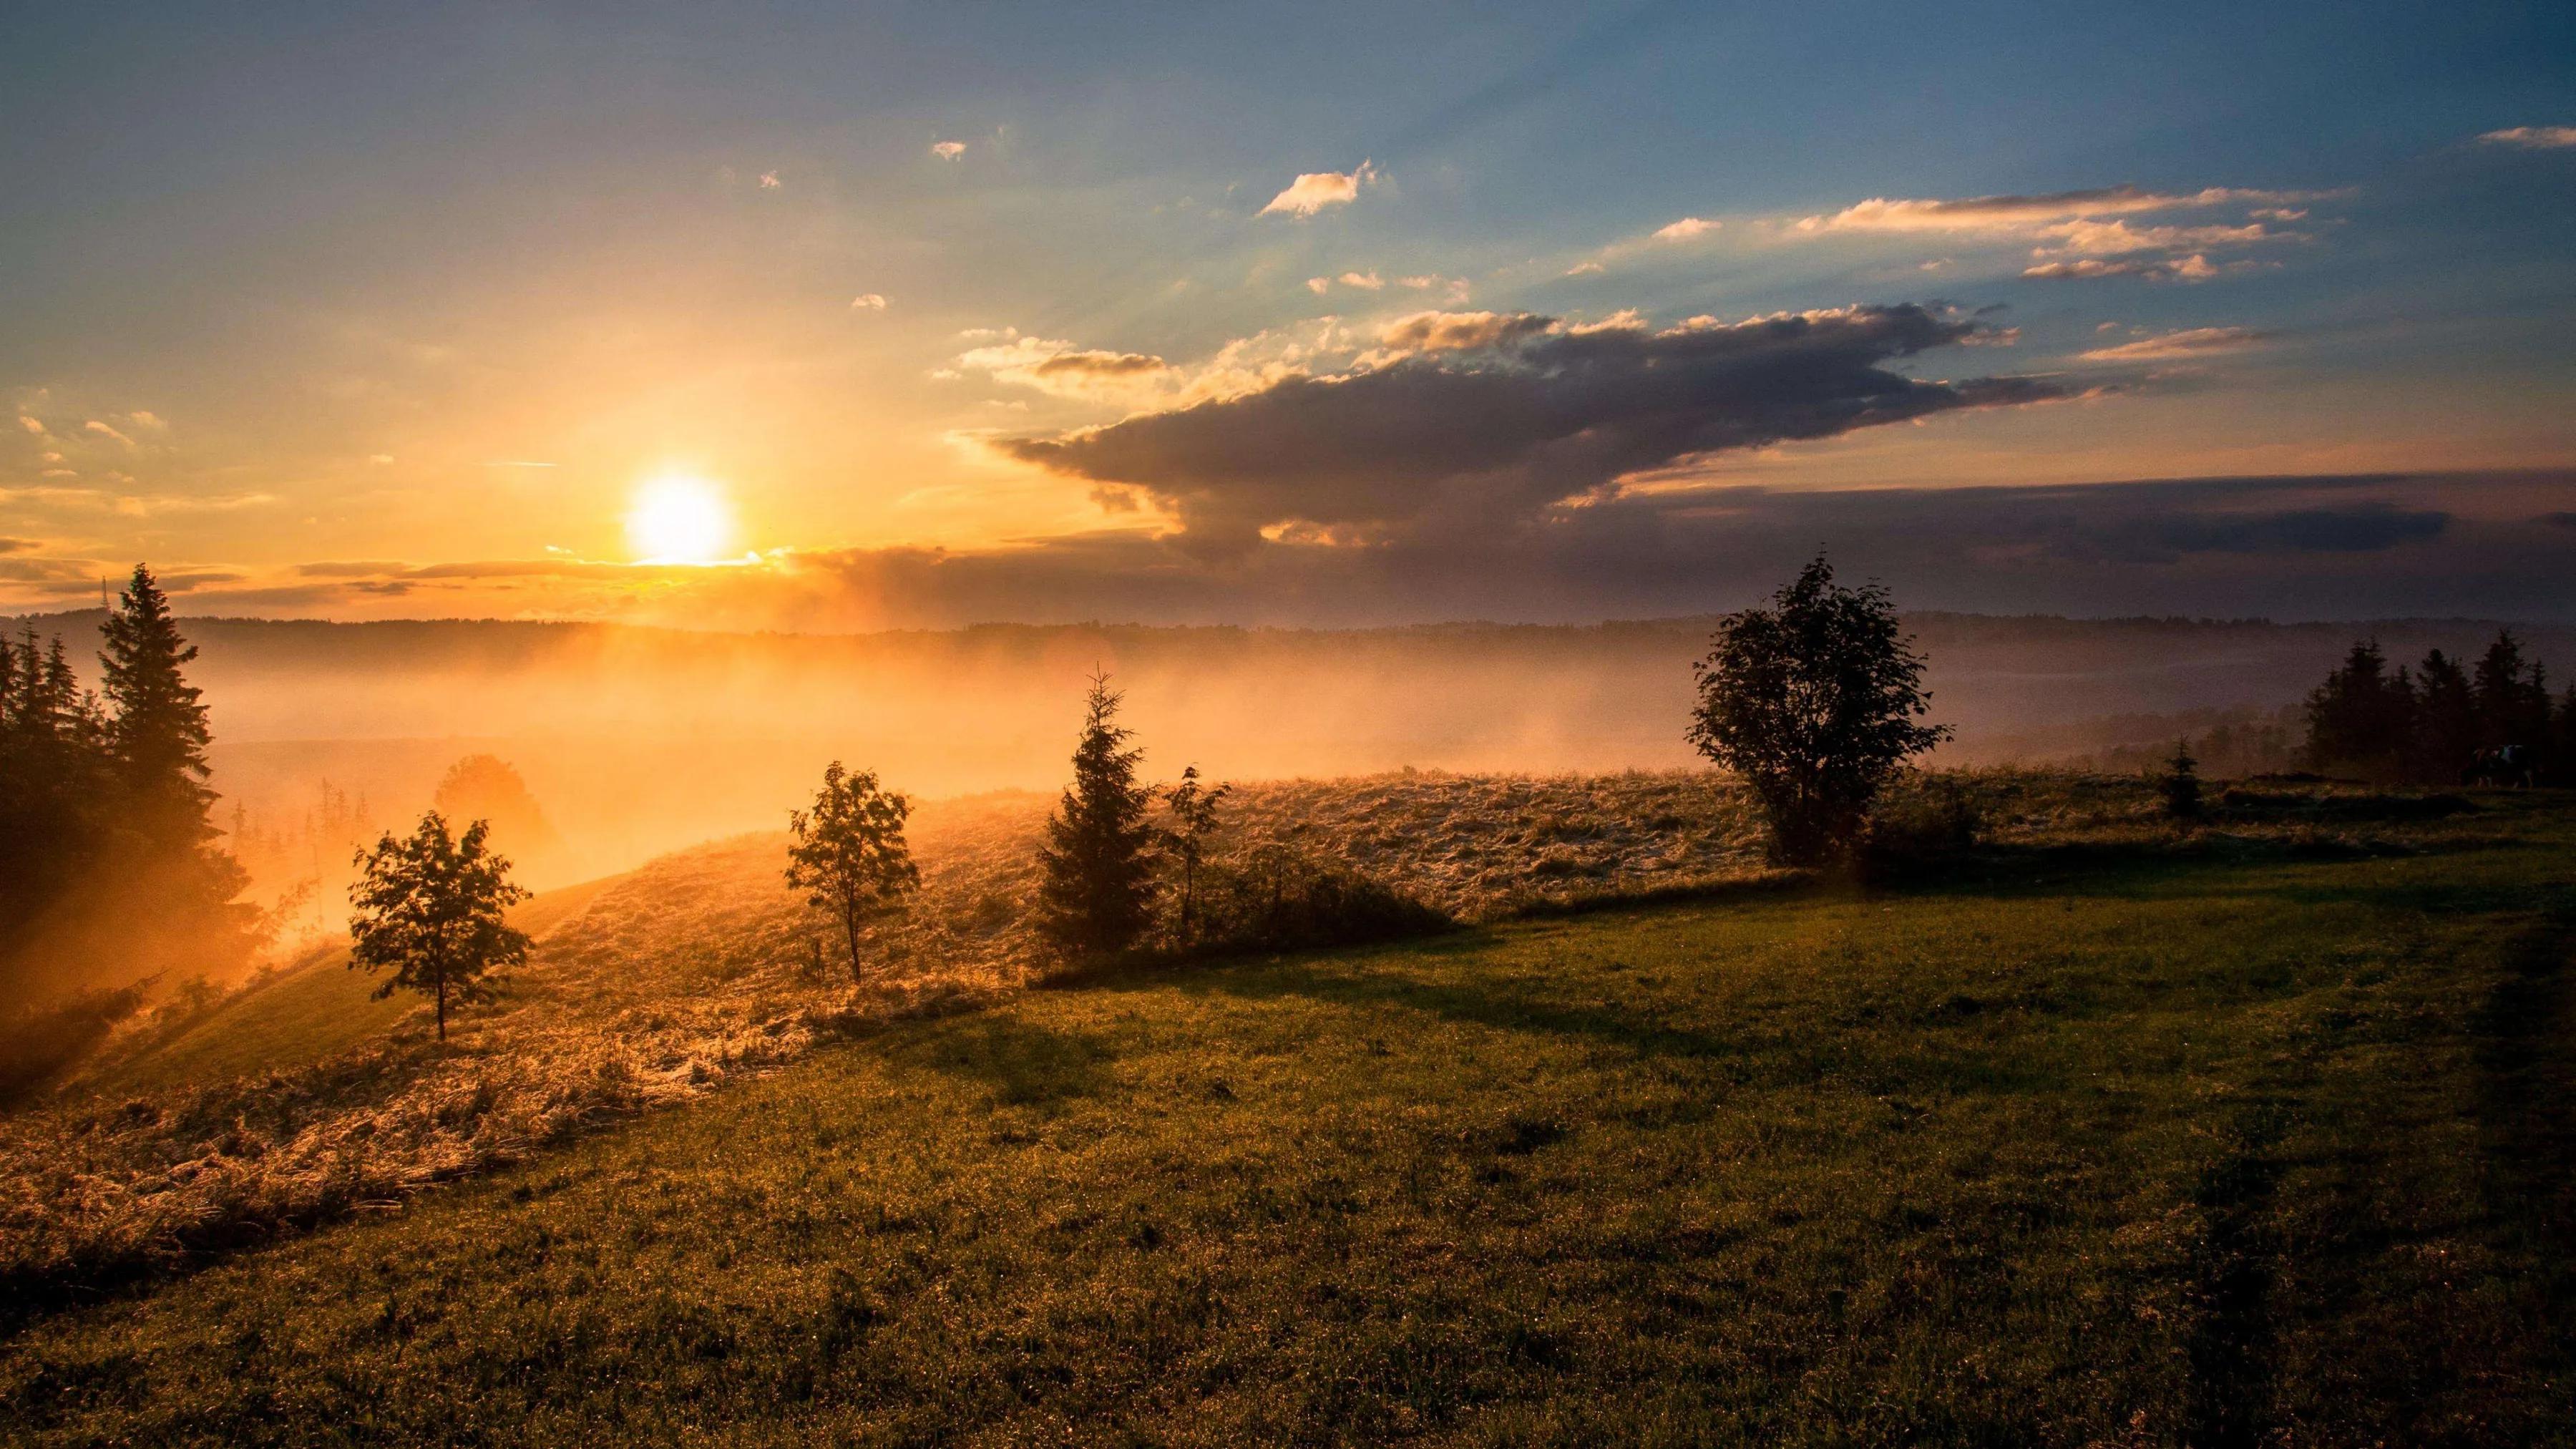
[{"x1": 1259, "y1": 162, "x2": 1379, "y2": 217}]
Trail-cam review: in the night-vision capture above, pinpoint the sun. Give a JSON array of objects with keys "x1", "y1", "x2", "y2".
[{"x1": 626, "y1": 473, "x2": 735, "y2": 562}]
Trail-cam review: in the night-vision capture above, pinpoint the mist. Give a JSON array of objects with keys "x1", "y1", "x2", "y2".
[{"x1": 1, "y1": 610, "x2": 2552, "y2": 899}]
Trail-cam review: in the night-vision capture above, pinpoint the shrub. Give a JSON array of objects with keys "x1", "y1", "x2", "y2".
[
  {"x1": 1186, "y1": 845, "x2": 1451, "y2": 955},
  {"x1": 1861, "y1": 773, "x2": 1986, "y2": 874}
]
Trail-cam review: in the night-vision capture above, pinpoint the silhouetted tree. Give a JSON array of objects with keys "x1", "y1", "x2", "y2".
[
  {"x1": 1161, "y1": 764, "x2": 1231, "y2": 946},
  {"x1": 348, "y1": 811, "x2": 530, "y2": 1041},
  {"x1": 2409, "y1": 649, "x2": 2479, "y2": 784},
  {"x1": 2474, "y1": 630, "x2": 2553, "y2": 751},
  {"x1": 2303, "y1": 640, "x2": 2414, "y2": 780},
  {"x1": 784, "y1": 761, "x2": 919, "y2": 985},
  {"x1": 100, "y1": 565, "x2": 215, "y2": 821},
  {"x1": 1036, "y1": 672, "x2": 1160, "y2": 959},
  {"x1": 434, "y1": 753, "x2": 566, "y2": 869},
  {"x1": 1687, "y1": 554, "x2": 1950, "y2": 864},
  {"x1": 2160, "y1": 738, "x2": 2202, "y2": 821}
]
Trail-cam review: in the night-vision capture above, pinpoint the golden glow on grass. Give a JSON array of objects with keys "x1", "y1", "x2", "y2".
[{"x1": 626, "y1": 473, "x2": 736, "y2": 562}]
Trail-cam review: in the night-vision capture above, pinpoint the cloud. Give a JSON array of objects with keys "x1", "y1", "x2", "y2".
[
  {"x1": 758, "y1": 170, "x2": 781, "y2": 190},
  {"x1": 1337, "y1": 270, "x2": 1385, "y2": 289},
  {"x1": 932, "y1": 140, "x2": 966, "y2": 160},
  {"x1": 1033, "y1": 350, "x2": 1169, "y2": 379},
  {"x1": 0, "y1": 537, "x2": 39, "y2": 555},
  {"x1": 1651, "y1": 216, "x2": 1719, "y2": 242},
  {"x1": 1375, "y1": 310, "x2": 1556, "y2": 352},
  {"x1": 2036, "y1": 218, "x2": 2294, "y2": 256},
  {"x1": 83, "y1": 420, "x2": 135, "y2": 447},
  {"x1": 2478, "y1": 126, "x2": 2576, "y2": 150},
  {"x1": 1564, "y1": 260, "x2": 1605, "y2": 276},
  {"x1": 1259, "y1": 161, "x2": 1380, "y2": 217},
  {"x1": 2023, "y1": 254, "x2": 2225, "y2": 282},
  {"x1": 1796, "y1": 185, "x2": 2323, "y2": 233},
  {"x1": 952, "y1": 336, "x2": 1173, "y2": 398},
  {"x1": 850, "y1": 293, "x2": 889, "y2": 310},
  {"x1": 14, "y1": 416, "x2": 42, "y2": 435},
  {"x1": 1000, "y1": 303, "x2": 2062, "y2": 552},
  {"x1": 2079, "y1": 326, "x2": 2270, "y2": 362}
]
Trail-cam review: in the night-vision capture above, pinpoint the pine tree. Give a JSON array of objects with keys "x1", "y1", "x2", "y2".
[
  {"x1": 2411, "y1": 648, "x2": 2479, "y2": 784},
  {"x1": 99, "y1": 563, "x2": 215, "y2": 824},
  {"x1": 2302, "y1": 639, "x2": 2413, "y2": 781},
  {"x1": 2160, "y1": 738, "x2": 2202, "y2": 821},
  {"x1": 1035, "y1": 672, "x2": 1160, "y2": 960}
]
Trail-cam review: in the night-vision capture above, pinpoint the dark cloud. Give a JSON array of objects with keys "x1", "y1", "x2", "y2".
[
  {"x1": 1004, "y1": 305, "x2": 2064, "y2": 552},
  {"x1": 708, "y1": 471, "x2": 2572, "y2": 630},
  {"x1": 0, "y1": 538, "x2": 40, "y2": 555},
  {"x1": 2094, "y1": 504, "x2": 2448, "y2": 562}
]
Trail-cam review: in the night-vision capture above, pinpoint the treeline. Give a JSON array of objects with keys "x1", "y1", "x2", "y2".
[
  {"x1": 2302, "y1": 631, "x2": 2572, "y2": 785},
  {"x1": 0, "y1": 567, "x2": 260, "y2": 1012}
]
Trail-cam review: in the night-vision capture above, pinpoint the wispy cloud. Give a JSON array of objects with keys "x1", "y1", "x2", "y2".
[
  {"x1": 931, "y1": 140, "x2": 967, "y2": 160},
  {"x1": 850, "y1": 293, "x2": 889, "y2": 311},
  {"x1": 2478, "y1": 125, "x2": 2576, "y2": 150},
  {"x1": 1651, "y1": 216, "x2": 1718, "y2": 241},
  {"x1": 1795, "y1": 185, "x2": 2326, "y2": 233},
  {"x1": 1259, "y1": 161, "x2": 1380, "y2": 217},
  {"x1": 2079, "y1": 326, "x2": 2270, "y2": 362},
  {"x1": 2024, "y1": 254, "x2": 2223, "y2": 281}
]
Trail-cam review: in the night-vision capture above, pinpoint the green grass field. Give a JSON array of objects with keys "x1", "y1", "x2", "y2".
[{"x1": 4, "y1": 799, "x2": 2571, "y2": 1445}]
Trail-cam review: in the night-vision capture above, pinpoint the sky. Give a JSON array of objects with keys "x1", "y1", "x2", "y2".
[{"x1": 3, "y1": 0, "x2": 2572, "y2": 628}]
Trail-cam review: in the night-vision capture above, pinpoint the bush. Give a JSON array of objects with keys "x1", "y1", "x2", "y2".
[
  {"x1": 1861, "y1": 774, "x2": 1986, "y2": 875},
  {"x1": 1185, "y1": 845, "x2": 1452, "y2": 955}
]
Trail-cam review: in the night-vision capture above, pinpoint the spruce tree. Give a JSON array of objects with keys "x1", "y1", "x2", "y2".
[
  {"x1": 99, "y1": 563, "x2": 215, "y2": 825},
  {"x1": 1035, "y1": 672, "x2": 1159, "y2": 960}
]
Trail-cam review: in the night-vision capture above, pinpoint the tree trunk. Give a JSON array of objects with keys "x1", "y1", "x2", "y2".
[
  {"x1": 841, "y1": 901, "x2": 864, "y2": 987},
  {"x1": 436, "y1": 976, "x2": 447, "y2": 1042}
]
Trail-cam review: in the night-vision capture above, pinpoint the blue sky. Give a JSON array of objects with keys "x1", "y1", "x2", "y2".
[{"x1": 2, "y1": 1, "x2": 2572, "y2": 624}]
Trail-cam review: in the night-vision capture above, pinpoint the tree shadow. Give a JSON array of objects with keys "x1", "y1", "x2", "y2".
[{"x1": 894, "y1": 1015, "x2": 1117, "y2": 1108}]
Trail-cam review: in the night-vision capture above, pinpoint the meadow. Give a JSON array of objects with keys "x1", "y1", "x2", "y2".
[{"x1": 1, "y1": 772, "x2": 2569, "y2": 1443}]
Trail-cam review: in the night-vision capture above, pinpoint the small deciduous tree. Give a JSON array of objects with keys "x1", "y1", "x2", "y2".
[
  {"x1": 348, "y1": 811, "x2": 530, "y2": 1041},
  {"x1": 1036, "y1": 672, "x2": 1159, "y2": 960},
  {"x1": 1687, "y1": 554, "x2": 1950, "y2": 864},
  {"x1": 1161, "y1": 764, "x2": 1231, "y2": 946},
  {"x1": 785, "y1": 761, "x2": 920, "y2": 985}
]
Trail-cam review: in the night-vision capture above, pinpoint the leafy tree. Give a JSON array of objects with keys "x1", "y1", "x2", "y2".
[
  {"x1": 1036, "y1": 672, "x2": 1160, "y2": 960},
  {"x1": 99, "y1": 564, "x2": 215, "y2": 821},
  {"x1": 2160, "y1": 738, "x2": 2202, "y2": 821},
  {"x1": 1160, "y1": 764, "x2": 1231, "y2": 946},
  {"x1": 1686, "y1": 555, "x2": 1950, "y2": 864},
  {"x1": 348, "y1": 811, "x2": 530, "y2": 1041},
  {"x1": 434, "y1": 753, "x2": 566, "y2": 867},
  {"x1": 784, "y1": 761, "x2": 920, "y2": 984}
]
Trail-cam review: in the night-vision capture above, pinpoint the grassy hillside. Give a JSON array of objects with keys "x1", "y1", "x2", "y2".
[
  {"x1": 4, "y1": 791, "x2": 2569, "y2": 1445},
  {"x1": 67, "y1": 874, "x2": 625, "y2": 1101}
]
